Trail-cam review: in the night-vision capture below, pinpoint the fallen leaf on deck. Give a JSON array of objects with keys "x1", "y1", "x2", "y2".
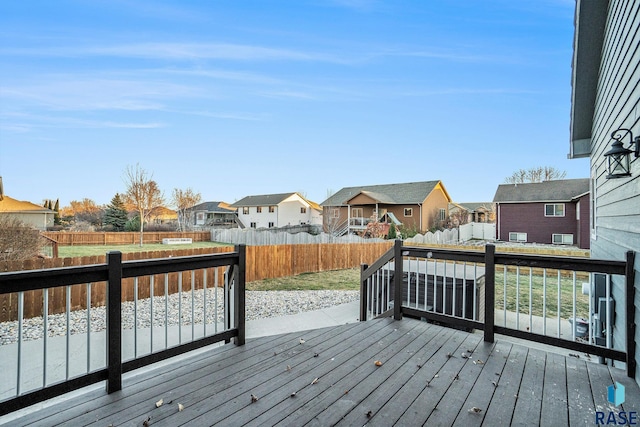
[
  {"x1": 155, "y1": 399, "x2": 163, "y2": 408},
  {"x1": 251, "y1": 394, "x2": 259, "y2": 403},
  {"x1": 286, "y1": 365, "x2": 291, "y2": 371},
  {"x1": 314, "y1": 353, "x2": 319, "y2": 358},
  {"x1": 473, "y1": 359, "x2": 484, "y2": 365},
  {"x1": 446, "y1": 352, "x2": 453, "y2": 358},
  {"x1": 299, "y1": 338, "x2": 305, "y2": 344},
  {"x1": 143, "y1": 416, "x2": 151, "y2": 427},
  {"x1": 178, "y1": 403, "x2": 185, "y2": 412},
  {"x1": 454, "y1": 374, "x2": 459, "y2": 380},
  {"x1": 491, "y1": 381, "x2": 498, "y2": 387},
  {"x1": 469, "y1": 407, "x2": 482, "y2": 413},
  {"x1": 374, "y1": 360, "x2": 383, "y2": 367},
  {"x1": 311, "y1": 378, "x2": 319, "y2": 385},
  {"x1": 290, "y1": 392, "x2": 297, "y2": 398},
  {"x1": 344, "y1": 390, "x2": 349, "y2": 395},
  {"x1": 366, "y1": 410, "x2": 373, "y2": 418}
]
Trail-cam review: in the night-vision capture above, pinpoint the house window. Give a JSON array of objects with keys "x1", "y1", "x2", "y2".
[
  {"x1": 268, "y1": 222, "x2": 275, "y2": 228},
  {"x1": 544, "y1": 203, "x2": 565, "y2": 217},
  {"x1": 269, "y1": 206, "x2": 276, "y2": 213},
  {"x1": 352, "y1": 208, "x2": 363, "y2": 218},
  {"x1": 300, "y1": 207, "x2": 307, "y2": 214},
  {"x1": 509, "y1": 232, "x2": 527, "y2": 243},
  {"x1": 331, "y1": 208, "x2": 340, "y2": 218},
  {"x1": 439, "y1": 208, "x2": 446, "y2": 221},
  {"x1": 404, "y1": 208, "x2": 413, "y2": 217},
  {"x1": 257, "y1": 206, "x2": 262, "y2": 213},
  {"x1": 242, "y1": 207, "x2": 249, "y2": 215},
  {"x1": 197, "y1": 213, "x2": 204, "y2": 220},
  {"x1": 250, "y1": 222, "x2": 257, "y2": 228},
  {"x1": 552, "y1": 234, "x2": 574, "y2": 245}
]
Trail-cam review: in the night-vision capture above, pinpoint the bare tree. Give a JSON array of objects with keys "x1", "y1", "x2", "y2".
[
  {"x1": 123, "y1": 164, "x2": 165, "y2": 246},
  {"x1": 60, "y1": 198, "x2": 104, "y2": 228},
  {"x1": 0, "y1": 216, "x2": 44, "y2": 261},
  {"x1": 505, "y1": 166, "x2": 567, "y2": 184},
  {"x1": 172, "y1": 187, "x2": 202, "y2": 231}
]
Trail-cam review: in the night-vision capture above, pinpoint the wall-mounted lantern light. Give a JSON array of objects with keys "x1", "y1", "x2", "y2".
[{"x1": 603, "y1": 128, "x2": 639, "y2": 179}]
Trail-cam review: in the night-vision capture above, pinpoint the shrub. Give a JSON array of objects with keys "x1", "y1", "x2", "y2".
[{"x1": 0, "y1": 216, "x2": 45, "y2": 261}]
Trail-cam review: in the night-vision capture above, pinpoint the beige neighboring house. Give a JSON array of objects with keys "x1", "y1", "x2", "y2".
[{"x1": 0, "y1": 187, "x2": 55, "y2": 231}]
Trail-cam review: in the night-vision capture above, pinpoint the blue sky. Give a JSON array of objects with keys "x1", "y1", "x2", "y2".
[{"x1": 0, "y1": 0, "x2": 586, "y2": 208}]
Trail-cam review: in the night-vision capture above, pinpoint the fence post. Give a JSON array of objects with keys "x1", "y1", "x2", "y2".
[
  {"x1": 626, "y1": 250, "x2": 636, "y2": 378},
  {"x1": 360, "y1": 263, "x2": 368, "y2": 321},
  {"x1": 393, "y1": 240, "x2": 403, "y2": 320},
  {"x1": 234, "y1": 244, "x2": 246, "y2": 346},
  {"x1": 484, "y1": 244, "x2": 495, "y2": 343},
  {"x1": 106, "y1": 251, "x2": 122, "y2": 393}
]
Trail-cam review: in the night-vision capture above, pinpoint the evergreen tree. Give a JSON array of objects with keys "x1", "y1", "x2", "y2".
[
  {"x1": 53, "y1": 198, "x2": 61, "y2": 225},
  {"x1": 103, "y1": 193, "x2": 129, "y2": 231}
]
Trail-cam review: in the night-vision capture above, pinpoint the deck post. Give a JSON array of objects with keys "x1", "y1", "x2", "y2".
[
  {"x1": 234, "y1": 245, "x2": 246, "y2": 346},
  {"x1": 393, "y1": 240, "x2": 403, "y2": 320},
  {"x1": 106, "y1": 251, "x2": 123, "y2": 393},
  {"x1": 360, "y1": 264, "x2": 368, "y2": 321},
  {"x1": 484, "y1": 244, "x2": 495, "y2": 343},
  {"x1": 626, "y1": 250, "x2": 636, "y2": 378}
]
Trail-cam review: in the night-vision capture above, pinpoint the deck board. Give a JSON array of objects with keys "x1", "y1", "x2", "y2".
[
  {"x1": 3, "y1": 317, "x2": 639, "y2": 427},
  {"x1": 474, "y1": 343, "x2": 527, "y2": 427},
  {"x1": 565, "y1": 354, "x2": 597, "y2": 426}
]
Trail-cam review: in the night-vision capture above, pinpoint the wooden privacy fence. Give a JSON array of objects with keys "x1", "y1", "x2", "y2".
[
  {"x1": 0, "y1": 242, "x2": 393, "y2": 322},
  {"x1": 41, "y1": 231, "x2": 212, "y2": 246}
]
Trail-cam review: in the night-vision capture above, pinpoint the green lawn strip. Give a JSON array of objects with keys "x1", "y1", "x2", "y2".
[
  {"x1": 494, "y1": 270, "x2": 589, "y2": 319},
  {"x1": 247, "y1": 268, "x2": 360, "y2": 291},
  {"x1": 58, "y1": 242, "x2": 231, "y2": 257}
]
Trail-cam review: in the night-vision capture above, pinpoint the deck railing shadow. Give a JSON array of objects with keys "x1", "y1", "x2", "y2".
[
  {"x1": 0, "y1": 245, "x2": 246, "y2": 416},
  {"x1": 361, "y1": 240, "x2": 636, "y2": 377}
]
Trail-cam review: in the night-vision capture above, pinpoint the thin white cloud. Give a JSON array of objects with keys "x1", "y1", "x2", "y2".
[{"x1": 1, "y1": 42, "x2": 346, "y2": 63}]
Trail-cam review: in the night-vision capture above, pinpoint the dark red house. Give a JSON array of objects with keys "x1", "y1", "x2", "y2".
[{"x1": 493, "y1": 178, "x2": 590, "y2": 249}]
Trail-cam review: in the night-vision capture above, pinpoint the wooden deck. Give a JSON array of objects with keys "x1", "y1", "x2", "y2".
[{"x1": 5, "y1": 317, "x2": 640, "y2": 427}]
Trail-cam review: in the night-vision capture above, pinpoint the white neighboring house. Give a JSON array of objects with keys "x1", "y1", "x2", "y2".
[
  {"x1": 231, "y1": 192, "x2": 322, "y2": 229},
  {"x1": 0, "y1": 195, "x2": 54, "y2": 231}
]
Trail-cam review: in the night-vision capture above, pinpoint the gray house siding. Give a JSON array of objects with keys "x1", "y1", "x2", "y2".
[{"x1": 573, "y1": 0, "x2": 640, "y2": 382}]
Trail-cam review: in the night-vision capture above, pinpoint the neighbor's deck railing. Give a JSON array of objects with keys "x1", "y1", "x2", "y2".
[
  {"x1": 0, "y1": 245, "x2": 246, "y2": 416},
  {"x1": 360, "y1": 240, "x2": 636, "y2": 378}
]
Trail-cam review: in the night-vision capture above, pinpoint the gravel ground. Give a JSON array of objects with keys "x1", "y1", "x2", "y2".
[{"x1": 0, "y1": 289, "x2": 359, "y2": 345}]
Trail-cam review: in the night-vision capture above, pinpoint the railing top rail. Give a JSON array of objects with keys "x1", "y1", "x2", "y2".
[
  {"x1": 494, "y1": 251, "x2": 626, "y2": 275},
  {"x1": 122, "y1": 251, "x2": 240, "y2": 278},
  {"x1": 361, "y1": 245, "x2": 395, "y2": 277},
  {"x1": 0, "y1": 264, "x2": 109, "y2": 294},
  {"x1": 0, "y1": 249, "x2": 241, "y2": 294},
  {"x1": 400, "y1": 245, "x2": 485, "y2": 263}
]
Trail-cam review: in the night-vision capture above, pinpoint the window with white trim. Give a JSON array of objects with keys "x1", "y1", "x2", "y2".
[
  {"x1": 269, "y1": 206, "x2": 276, "y2": 213},
  {"x1": 352, "y1": 208, "x2": 363, "y2": 218},
  {"x1": 544, "y1": 203, "x2": 565, "y2": 217},
  {"x1": 439, "y1": 208, "x2": 446, "y2": 221},
  {"x1": 257, "y1": 206, "x2": 262, "y2": 213},
  {"x1": 509, "y1": 232, "x2": 527, "y2": 243},
  {"x1": 552, "y1": 234, "x2": 573, "y2": 245},
  {"x1": 300, "y1": 207, "x2": 307, "y2": 214},
  {"x1": 331, "y1": 208, "x2": 340, "y2": 218},
  {"x1": 268, "y1": 222, "x2": 274, "y2": 228},
  {"x1": 250, "y1": 222, "x2": 257, "y2": 228},
  {"x1": 404, "y1": 208, "x2": 413, "y2": 217},
  {"x1": 242, "y1": 207, "x2": 249, "y2": 215}
]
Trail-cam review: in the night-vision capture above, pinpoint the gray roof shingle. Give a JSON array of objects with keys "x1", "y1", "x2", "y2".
[
  {"x1": 189, "y1": 202, "x2": 235, "y2": 213},
  {"x1": 321, "y1": 181, "x2": 442, "y2": 206},
  {"x1": 231, "y1": 193, "x2": 297, "y2": 207},
  {"x1": 493, "y1": 178, "x2": 590, "y2": 203}
]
